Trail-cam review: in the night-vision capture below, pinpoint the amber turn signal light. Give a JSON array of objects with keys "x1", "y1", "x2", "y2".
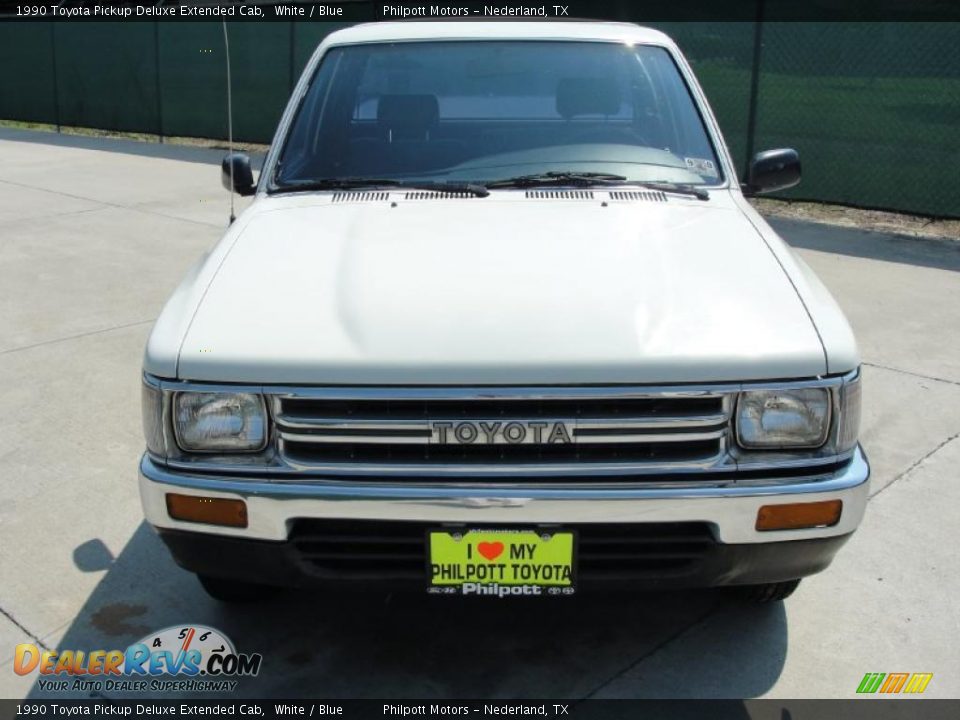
[
  {"x1": 756, "y1": 499, "x2": 842, "y2": 531},
  {"x1": 166, "y1": 493, "x2": 248, "y2": 528}
]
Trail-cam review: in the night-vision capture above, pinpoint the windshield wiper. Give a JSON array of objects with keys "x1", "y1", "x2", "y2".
[
  {"x1": 485, "y1": 171, "x2": 628, "y2": 189},
  {"x1": 269, "y1": 178, "x2": 489, "y2": 197},
  {"x1": 270, "y1": 174, "x2": 705, "y2": 200},
  {"x1": 483, "y1": 172, "x2": 710, "y2": 200},
  {"x1": 636, "y1": 181, "x2": 710, "y2": 201},
  {"x1": 407, "y1": 181, "x2": 490, "y2": 197},
  {"x1": 269, "y1": 178, "x2": 401, "y2": 194}
]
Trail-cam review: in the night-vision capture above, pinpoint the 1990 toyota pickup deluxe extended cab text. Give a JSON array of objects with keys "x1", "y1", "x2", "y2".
[{"x1": 140, "y1": 22, "x2": 868, "y2": 603}]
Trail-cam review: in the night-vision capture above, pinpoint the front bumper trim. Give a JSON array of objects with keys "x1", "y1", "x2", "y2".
[{"x1": 139, "y1": 446, "x2": 869, "y2": 545}]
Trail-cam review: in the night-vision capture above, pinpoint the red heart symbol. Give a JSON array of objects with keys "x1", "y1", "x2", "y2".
[{"x1": 477, "y1": 541, "x2": 504, "y2": 561}]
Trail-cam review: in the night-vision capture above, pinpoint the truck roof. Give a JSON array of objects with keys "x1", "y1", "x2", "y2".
[{"x1": 322, "y1": 21, "x2": 674, "y2": 47}]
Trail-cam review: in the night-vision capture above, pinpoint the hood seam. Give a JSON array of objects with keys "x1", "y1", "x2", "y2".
[
  {"x1": 174, "y1": 220, "x2": 252, "y2": 379},
  {"x1": 739, "y1": 207, "x2": 830, "y2": 376}
]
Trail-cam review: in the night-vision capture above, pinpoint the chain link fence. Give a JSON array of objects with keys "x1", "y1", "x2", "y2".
[{"x1": 1, "y1": 20, "x2": 958, "y2": 217}]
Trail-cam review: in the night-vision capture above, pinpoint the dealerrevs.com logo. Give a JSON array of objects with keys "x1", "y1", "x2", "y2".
[{"x1": 14, "y1": 625, "x2": 262, "y2": 694}]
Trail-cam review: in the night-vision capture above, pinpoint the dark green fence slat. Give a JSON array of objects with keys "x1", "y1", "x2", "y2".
[
  {"x1": 756, "y1": 22, "x2": 960, "y2": 217},
  {"x1": 55, "y1": 23, "x2": 159, "y2": 134},
  {"x1": 0, "y1": 23, "x2": 58, "y2": 125}
]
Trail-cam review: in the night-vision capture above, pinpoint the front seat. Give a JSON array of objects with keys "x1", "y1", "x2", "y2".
[{"x1": 349, "y1": 94, "x2": 466, "y2": 174}]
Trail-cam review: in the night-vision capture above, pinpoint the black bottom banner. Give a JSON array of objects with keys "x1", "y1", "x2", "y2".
[{"x1": 1, "y1": 700, "x2": 957, "y2": 720}]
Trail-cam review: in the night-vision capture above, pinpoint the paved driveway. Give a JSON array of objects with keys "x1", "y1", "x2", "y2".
[{"x1": 1, "y1": 127, "x2": 958, "y2": 699}]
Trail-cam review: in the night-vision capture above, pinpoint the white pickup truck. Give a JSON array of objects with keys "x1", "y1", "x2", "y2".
[{"x1": 140, "y1": 21, "x2": 868, "y2": 603}]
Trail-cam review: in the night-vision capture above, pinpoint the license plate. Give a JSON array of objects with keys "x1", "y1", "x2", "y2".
[{"x1": 427, "y1": 529, "x2": 576, "y2": 597}]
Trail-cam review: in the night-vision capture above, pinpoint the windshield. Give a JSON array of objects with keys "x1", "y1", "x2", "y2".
[{"x1": 274, "y1": 41, "x2": 723, "y2": 188}]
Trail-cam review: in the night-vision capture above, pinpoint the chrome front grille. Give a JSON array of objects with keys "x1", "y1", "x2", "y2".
[{"x1": 272, "y1": 389, "x2": 733, "y2": 478}]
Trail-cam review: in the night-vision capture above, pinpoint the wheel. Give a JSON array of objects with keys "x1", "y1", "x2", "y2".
[
  {"x1": 197, "y1": 574, "x2": 277, "y2": 603},
  {"x1": 738, "y1": 579, "x2": 801, "y2": 603}
]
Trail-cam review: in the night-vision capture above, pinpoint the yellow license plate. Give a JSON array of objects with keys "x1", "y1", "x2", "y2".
[{"x1": 428, "y1": 529, "x2": 575, "y2": 596}]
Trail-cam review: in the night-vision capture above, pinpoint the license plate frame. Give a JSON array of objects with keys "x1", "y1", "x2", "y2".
[{"x1": 426, "y1": 528, "x2": 577, "y2": 597}]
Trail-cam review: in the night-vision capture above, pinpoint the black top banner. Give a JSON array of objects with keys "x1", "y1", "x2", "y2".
[{"x1": 1, "y1": 0, "x2": 959, "y2": 22}]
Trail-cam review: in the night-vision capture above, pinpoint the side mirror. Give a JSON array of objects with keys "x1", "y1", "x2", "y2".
[
  {"x1": 744, "y1": 148, "x2": 801, "y2": 195},
  {"x1": 221, "y1": 153, "x2": 256, "y2": 196}
]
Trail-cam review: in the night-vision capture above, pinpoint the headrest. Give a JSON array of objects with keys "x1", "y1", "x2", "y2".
[
  {"x1": 377, "y1": 94, "x2": 440, "y2": 139},
  {"x1": 556, "y1": 78, "x2": 621, "y2": 119}
]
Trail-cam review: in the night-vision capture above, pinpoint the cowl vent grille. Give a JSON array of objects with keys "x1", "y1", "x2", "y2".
[
  {"x1": 331, "y1": 191, "x2": 390, "y2": 203},
  {"x1": 609, "y1": 191, "x2": 668, "y2": 202},
  {"x1": 525, "y1": 190, "x2": 595, "y2": 200},
  {"x1": 403, "y1": 191, "x2": 477, "y2": 200}
]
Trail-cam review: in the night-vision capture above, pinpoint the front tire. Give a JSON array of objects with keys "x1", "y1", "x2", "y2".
[
  {"x1": 738, "y1": 579, "x2": 801, "y2": 603},
  {"x1": 197, "y1": 574, "x2": 277, "y2": 603}
]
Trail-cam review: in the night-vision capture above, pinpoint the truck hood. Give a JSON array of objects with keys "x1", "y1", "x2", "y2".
[{"x1": 171, "y1": 195, "x2": 826, "y2": 384}]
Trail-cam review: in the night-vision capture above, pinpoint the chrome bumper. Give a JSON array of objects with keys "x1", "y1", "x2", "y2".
[{"x1": 139, "y1": 446, "x2": 869, "y2": 545}]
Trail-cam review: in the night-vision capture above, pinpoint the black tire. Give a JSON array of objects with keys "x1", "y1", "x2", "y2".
[
  {"x1": 739, "y1": 579, "x2": 801, "y2": 603},
  {"x1": 197, "y1": 574, "x2": 277, "y2": 603}
]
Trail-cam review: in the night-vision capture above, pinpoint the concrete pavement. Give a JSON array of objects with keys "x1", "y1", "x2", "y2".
[{"x1": 0, "y1": 127, "x2": 958, "y2": 699}]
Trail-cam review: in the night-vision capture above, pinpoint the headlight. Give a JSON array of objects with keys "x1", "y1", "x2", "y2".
[
  {"x1": 736, "y1": 387, "x2": 830, "y2": 449},
  {"x1": 174, "y1": 392, "x2": 267, "y2": 453}
]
